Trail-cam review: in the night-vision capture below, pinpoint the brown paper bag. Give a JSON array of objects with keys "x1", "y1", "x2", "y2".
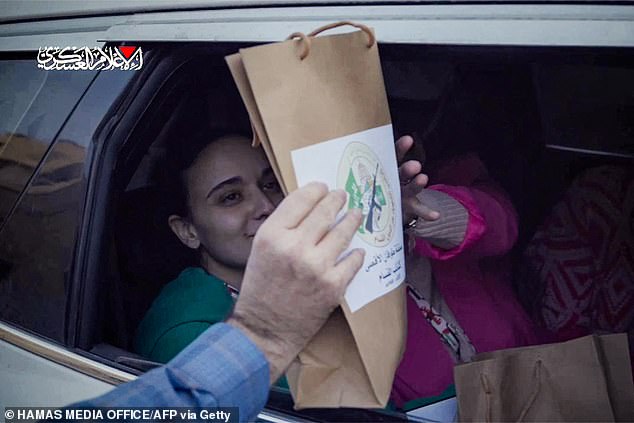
[
  {"x1": 226, "y1": 22, "x2": 406, "y2": 408},
  {"x1": 454, "y1": 334, "x2": 634, "y2": 422},
  {"x1": 595, "y1": 334, "x2": 634, "y2": 422}
]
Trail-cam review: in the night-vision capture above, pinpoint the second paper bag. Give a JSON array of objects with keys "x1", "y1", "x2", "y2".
[
  {"x1": 454, "y1": 334, "x2": 634, "y2": 422},
  {"x1": 227, "y1": 23, "x2": 406, "y2": 408}
]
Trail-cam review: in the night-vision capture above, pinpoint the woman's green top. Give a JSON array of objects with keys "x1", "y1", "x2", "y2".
[
  {"x1": 134, "y1": 267, "x2": 289, "y2": 389},
  {"x1": 134, "y1": 267, "x2": 234, "y2": 363}
]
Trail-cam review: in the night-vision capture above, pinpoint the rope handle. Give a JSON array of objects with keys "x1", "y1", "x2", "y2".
[
  {"x1": 480, "y1": 359, "x2": 543, "y2": 423},
  {"x1": 286, "y1": 21, "x2": 375, "y2": 60},
  {"x1": 516, "y1": 359, "x2": 542, "y2": 422}
]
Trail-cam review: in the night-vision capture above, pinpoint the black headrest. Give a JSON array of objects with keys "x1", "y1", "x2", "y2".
[{"x1": 115, "y1": 186, "x2": 197, "y2": 344}]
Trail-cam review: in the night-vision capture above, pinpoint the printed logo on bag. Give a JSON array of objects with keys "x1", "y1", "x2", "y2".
[
  {"x1": 338, "y1": 142, "x2": 395, "y2": 247},
  {"x1": 36, "y1": 46, "x2": 143, "y2": 71}
]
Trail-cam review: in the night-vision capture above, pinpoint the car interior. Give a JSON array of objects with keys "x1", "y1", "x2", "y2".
[{"x1": 84, "y1": 43, "x2": 633, "y2": 417}]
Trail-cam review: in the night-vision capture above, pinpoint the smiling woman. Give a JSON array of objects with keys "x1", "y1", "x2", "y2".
[{"x1": 134, "y1": 127, "x2": 284, "y2": 363}]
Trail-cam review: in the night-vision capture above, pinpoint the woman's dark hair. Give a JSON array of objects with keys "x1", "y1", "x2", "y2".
[{"x1": 157, "y1": 126, "x2": 252, "y2": 218}]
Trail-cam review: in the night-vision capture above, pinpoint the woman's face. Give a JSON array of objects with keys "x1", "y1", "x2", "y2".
[{"x1": 171, "y1": 135, "x2": 283, "y2": 273}]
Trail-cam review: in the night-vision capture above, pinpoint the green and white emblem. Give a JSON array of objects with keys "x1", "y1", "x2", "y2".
[{"x1": 337, "y1": 142, "x2": 395, "y2": 247}]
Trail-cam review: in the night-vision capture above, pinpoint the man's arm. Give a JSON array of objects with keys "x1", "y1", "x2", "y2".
[{"x1": 74, "y1": 323, "x2": 269, "y2": 421}]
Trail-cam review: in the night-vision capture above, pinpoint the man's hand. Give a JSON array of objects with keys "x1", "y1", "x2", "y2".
[
  {"x1": 396, "y1": 135, "x2": 440, "y2": 224},
  {"x1": 227, "y1": 183, "x2": 365, "y2": 383}
]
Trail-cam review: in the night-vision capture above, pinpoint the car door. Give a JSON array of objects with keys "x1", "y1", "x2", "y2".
[{"x1": 0, "y1": 56, "x2": 136, "y2": 406}]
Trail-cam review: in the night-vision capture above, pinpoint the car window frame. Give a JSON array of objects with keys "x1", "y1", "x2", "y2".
[{"x1": 66, "y1": 36, "x2": 634, "y2": 422}]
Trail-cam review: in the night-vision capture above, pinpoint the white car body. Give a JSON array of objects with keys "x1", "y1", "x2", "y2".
[{"x1": 0, "y1": 1, "x2": 632, "y2": 421}]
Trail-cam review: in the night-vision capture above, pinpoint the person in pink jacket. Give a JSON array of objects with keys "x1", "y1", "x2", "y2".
[{"x1": 392, "y1": 136, "x2": 541, "y2": 408}]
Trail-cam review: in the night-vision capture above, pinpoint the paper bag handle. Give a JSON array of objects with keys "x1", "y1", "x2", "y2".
[
  {"x1": 480, "y1": 359, "x2": 543, "y2": 423},
  {"x1": 287, "y1": 21, "x2": 376, "y2": 60}
]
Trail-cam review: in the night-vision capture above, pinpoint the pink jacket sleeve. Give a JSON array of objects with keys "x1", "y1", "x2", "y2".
[{"x1": 414, "y1": 155, "x2": 518, "y2": 260}]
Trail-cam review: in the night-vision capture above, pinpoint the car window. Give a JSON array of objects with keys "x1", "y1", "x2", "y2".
[
  {"x1": 0, "y1": 60, "x2": 96, "y2": 224},
  {"x1": 90, "y1": 42, "x2": 632, "y2": 423},
  {"x1": 534, "y1": 63, "x2": 634, "y2": 156},
  {"x1": 0, "y1": 60, "x2": 131, "y2": 343},
  {"x1": 96, "y1": 47, "x2": 411, "y2": 422}
]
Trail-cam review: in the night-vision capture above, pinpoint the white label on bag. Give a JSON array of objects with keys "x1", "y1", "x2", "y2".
[{"x1": 291, "y1": 124, "x2": 405, "y2": 312}]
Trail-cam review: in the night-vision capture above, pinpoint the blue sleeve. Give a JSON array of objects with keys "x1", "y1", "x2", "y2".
[{"x1": 72, "y1": 323, "x2": 270, "y2": 423}]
